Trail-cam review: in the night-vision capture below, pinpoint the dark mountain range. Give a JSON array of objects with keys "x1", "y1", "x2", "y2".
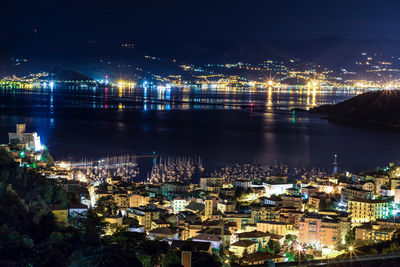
[
  {"x1": 3, "y1": 34, "x2": 400, "y2": 79},
  {"x1": 311, "y1": 90, "x2": 400, "y2": 128}
]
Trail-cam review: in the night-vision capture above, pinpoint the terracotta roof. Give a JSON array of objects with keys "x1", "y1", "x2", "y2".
[
  {"x1": 185, "y1": 202, "x2": 205, "y2": 212},
  {"x1": 149, "y1": 227, "x2": 178, "y2": 235},
  {"x1": 193, "y1": 234, "x2": 221, "y2": 242},
  {"x1": 153, "y1": 219, "x2": 169, "y2": 225},
  {"x1": 231, "y1": 240, "x2": 257, "y2": 247},
  {"x1": 238, "y1": 230, "x2": 269, "y2": 239},
  {"x1": 269, "y1": 233, "x2": 284, "y2": 240}
]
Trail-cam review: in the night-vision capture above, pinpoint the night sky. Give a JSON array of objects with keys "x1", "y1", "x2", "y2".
[{"x1": 3, "y1": 0, "x2": 400, "y2": 42}]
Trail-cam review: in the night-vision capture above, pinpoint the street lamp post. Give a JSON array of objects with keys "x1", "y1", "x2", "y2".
[
  {"x1": 349, "y1": 246, "x2": 354, "y2": 266},
  {"x1": 296, "y1": 244, "x2": 303, "y2": 267}
]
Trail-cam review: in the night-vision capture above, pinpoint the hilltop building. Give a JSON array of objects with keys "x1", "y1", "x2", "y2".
[{"x1": 9, "y1": 124, "x2": 42, "y2": 151}]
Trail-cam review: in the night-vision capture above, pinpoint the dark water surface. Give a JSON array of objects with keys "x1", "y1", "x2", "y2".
[{"x1": 0, "y1": 85, "x2": 399, "y2": 172}]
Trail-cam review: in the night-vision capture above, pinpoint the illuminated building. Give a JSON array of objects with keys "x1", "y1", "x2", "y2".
[
  {"x1": 258, "y1": 196, "x2": 283, "y2": 206},
  {"x1": 282, "y1": 195, "x2": 302, "y2": 210},
  {"x1": 128, "y1": 206, "x2": 160, "y2": 231},
  {"x1": 256, "y1": 221, "x2": 288, "y2": 236},
  {"x1": 235, "y1": 179, "x2": 252, "y2": 189},
  {"x1": 301, "y1": 186, "x2": 318, "y2": 198},
  {"x1": 394, "y1": 186, "x2": 400, "y2": 204},
  {"x1": 237, "y1": 230, "x2": 270, "y2": 248},
  {"x1": 148, "y1": 227, "x2": 179, "y2": 240},
  {"x1": 361, "y1": 181, "x2": 375, "y2": 192},
  {"x1": 263, "y1": 183, "x2": 293, "y2": 197},
  {"x1": 341, "y1": 187, "x2": 372, "y2": 204},
  {"x1": 50, "y1": 206, "x2": 69, "y2": 224},
  {"x1": 180, "y1": 223, "x2": 203, "y2": 241},
  {"x1": 96, "y1": 185, "x2": 129, "y2": 208},
  {"x1": 251, "y1": 205, "x2": 279, "y2": 222},
  {"x1": 355, "y1": 224, "x2": 396, "y2": 242},
  {"x1": 307, "y1": 195, "x2": 322, "y2": 210},
  {"x1": 390, "y1": 178, "x2": 400, "y2": 196},
  {"x1": 200, "y1": 177, "x2": 224, "y2": 190},
  {"x1": 129, "y1": 193, "x2": 150, "y2": 208},
  {"x1": 217, "y1": 200, "x2": 235, "y2": 214},
  {"x1": 173, "y1": 198, "x2": 189, "y2": 214},
  {"x1": 202, "y1": 198, "x2": 213, "y2": 220},
  {"x1": 230, "y1": 240, "x2": 258, "y2": 256},
  {"x1": 299, "y1": 214, "x2": 349, "y2": 247},
  {"x1": 161, "y1": 182, "x2": 189, "y2": 199},
  {"x1": 224, "y1": 213, "x2": 254, "y2": 230},
  {"x1": 348, "y1": 198, "x2": 389, "y2": 224},
  {"x1": 279, "y1": 208, "x2": 303, "y2": 227},
  {"x1": 8, "y1": 124, "x2": 42, "y2": 151},
  {"x1": 193, "y1": 229, "x2": 229, "y2": 248}
]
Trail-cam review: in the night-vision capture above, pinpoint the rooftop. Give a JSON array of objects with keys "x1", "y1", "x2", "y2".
[
  {"x1": 238, "y1": 230, "x2": 269, "y2": 239},
  {"x1": 231, "y1": 240, "x2": 258, "y2": 247}
]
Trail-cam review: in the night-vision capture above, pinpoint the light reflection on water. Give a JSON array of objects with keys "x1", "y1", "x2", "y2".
[
  {"x1": 0, "y1": 85, "x2": 398, "y2": 173},
  {"x1": 0, "y1": 85, "x2": 363, "y2": 111}
]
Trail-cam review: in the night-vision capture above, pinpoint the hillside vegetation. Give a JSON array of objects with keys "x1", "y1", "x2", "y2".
[{"x1": 311, "y1": 90, "x2": 400, "y2": 128}]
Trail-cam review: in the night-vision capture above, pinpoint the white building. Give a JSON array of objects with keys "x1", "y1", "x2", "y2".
[
  {"x1": 395, "y1": 187, "x2": 400, "y2": 204},
  {"x1": 263, "y1": 183, "x2": 293, "y2": 197},
  {"x1": 172, "y1": 198, "x2": 188, "y2": 214},
  {"x1": 8, "y1": 124, "x2": 42, "y2": 151}
]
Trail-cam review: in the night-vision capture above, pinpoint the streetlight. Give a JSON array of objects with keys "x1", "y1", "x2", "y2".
[
  {"x1": 296, "y1": 244, "x2": 303, "y2": 267},
  {"x1": 349, "y1": 246, "x2": 354, "y2": 265}
]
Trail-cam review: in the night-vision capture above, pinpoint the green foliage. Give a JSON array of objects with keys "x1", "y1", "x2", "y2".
[
  {"x1": 122, "y1": 216, "x2": 139, "y2": 228},
  {"x1": 70, "y1": 246, "x2": 143, "y2": 267},
  {"x1": 81, "y1": 209, "x2": 108, "y2": 245},
  {"x1": 41, "y1": 150, "x2": 54, "y2": 166},
  {"x1": 162, "y1": 250, "x2": 181, "y2": 267},
  {"x1": 191, "y1": 252, "x2": 221, "y2": 267},
  {"x1": 161, "y1": 251, "x2": 221, "y2": 267},
  {"x1": 0, "y1": 148, "x2": 220, "y2": 266},
  {"x1": 94, "y1": 196, "x2": 119, "y2": 217},
  {"x1": 285, "y1": 251, "x2": 295, "y2": 262},
  {"x1": 345, "y1": 228, "x2": 356, "y2": 245},
  {"x1": 319, "y1": 197, "x2": 328, "y2": 210},
  {"x1": 242, "y1": 248, "x2": 249, "y2": 258},
  {"x1": 285, "y1": 234, "x2": 297, "y2": 244},
  {"x1": 267, "y1": 239, "x2": 281, "y2": 254}
]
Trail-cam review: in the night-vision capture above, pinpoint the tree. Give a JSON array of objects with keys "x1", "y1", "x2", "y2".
[
  {"x1": 319, "y1": 197, "x2": 328, "y2": 210},
  {"x1": 161, "y1": 250, "x2": 181, "y2": 267},
  {"x1": 192, "y1": 252, "x2": 221, "y2": 267},
  {"x1": 257, "y1": 241, "x2": 264, "y2": 252},
  {"x1": 345, "y1": 228, "x2": 356, "y2": 245},
  {"x1": 94, "y1": 196, "x2": 119, "y2": 217},
  {"x1": 82, "y1": 209, "x2": 107, "y2": 245},
  {"x1": 70, "y1": 245, "x2": 143, "y2": 267},
  {"x1": 122, "y1": 216, "x2": 139, "y2": 228},
  {"x1": 242, "y1": 248, "x2": 249, "y2": 258},
  {"x1": 285, "y1": 234, "x2": 297, "y2": 244},
  {"x1": 267, "y1": 239, "x2": 281, "y2": 254}
]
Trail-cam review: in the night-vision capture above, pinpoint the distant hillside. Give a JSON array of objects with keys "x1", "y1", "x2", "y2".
[
  {"x1": 311, "y1": 90, "x2": 400, "y2": 128},
  {"x1": 55, "y1": 70, "x2": 94, "y2": 81},
  {"x1": 5, "y1": 33, "x2": 400, "y2": 66},
  {"x1": 4, "y1": 34, "x2": 400, "y2": 79}
]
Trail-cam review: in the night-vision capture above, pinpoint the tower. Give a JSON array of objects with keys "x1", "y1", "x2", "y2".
[
  {"x1": 332, "y1": 154, "x2": 339, "y2": 175},
  {"x1": 204, "y1": 198, "x2": 213, "y2": 220}
]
